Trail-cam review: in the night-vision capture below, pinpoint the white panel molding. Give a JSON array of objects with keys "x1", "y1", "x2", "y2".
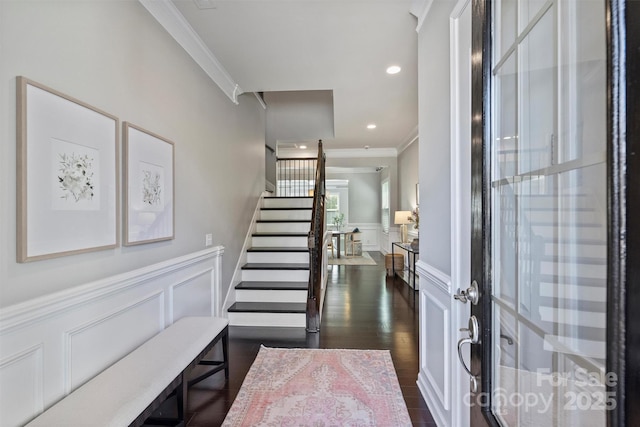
[
  {"x1": 63, "y1": 291, "x2": 165, "y2": 394},
  {"x1": 168, "y1": 267, "x2": 215, "y2": 323},
  {"x1": 138, "y1": 0, "x2": 242, "y2": 104},
  {"x1": 0, "y1": 247, "x2": 224, "y2": 335},
  {"x1": 345, "y1": 223, "x2": 380, "y2": 250},
  {"x1": 423, "y1": 291, "x2": 450, "y2": 409},
  {"x1": 416, "y1": 260, "x2": 452, "y2": 294},
  {"x1": 418, "y1": 372, "x2": 447, "y2": 427},
  {"x1": 0, "y1": 344, "x2": 44, "y2": 415}
]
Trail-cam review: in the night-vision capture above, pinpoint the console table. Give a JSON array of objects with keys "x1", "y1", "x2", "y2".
[{"x1": 391, "y1": 242, "x2": 419, "y2": 290}]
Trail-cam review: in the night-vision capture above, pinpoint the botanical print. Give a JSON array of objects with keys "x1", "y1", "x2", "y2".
[
  {"x1": 51, "y1": 138, "x2": 100, "y2": 211},
  {"x1": 138, "y1": 161, "x2": 164, "y2": 212},
  {"x1": 58, "y1": 152, "x2": 94, "y2": 202},
  {"x1": 142, "y1": 169, "x2": 162, "y2": 206}
]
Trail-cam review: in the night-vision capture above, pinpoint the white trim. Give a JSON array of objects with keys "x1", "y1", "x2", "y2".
[
  {"x1": 0, "y1": 247, "x2": 224, "y2": 334},
  {"x1": 410, "y1": 0, "x2": 435, "y2": 33},
  {"x1": 416, "y1": 260, "x2": 451, "y2": 294},
  {"x1": 0, "y1": 344, "x2": 44, "y2": 416},
  {"x1": 138, "y1": 0, "x2": 242, "y2": 104},
  {"x1": 449, "y1": 3, "x2": 472, "y2": 426},
  {"x1": 222, "y1": 192, "x2": 266, "y2": 312},
  {"x1": 63, "y1": 290, "x2": 165, "y2": 394},
  {"x1": 397, "y1": 125, "x2": 419, "y2": 154},
  {"x1": 254, "y1": 92, "x2": 267, "y2": 110},
  {"x1": 324, "y1": 148, "x2": 398, "y2": 158}
]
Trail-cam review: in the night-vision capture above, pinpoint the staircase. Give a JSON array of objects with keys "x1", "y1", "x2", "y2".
[
  {"x1": 499, "y1": 189, "x2": 607, "y2": 371},
  {"x1": 227, "y1": 196, "x2": 312, "y2": 327}
]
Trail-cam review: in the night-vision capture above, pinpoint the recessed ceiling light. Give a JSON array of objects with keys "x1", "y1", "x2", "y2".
[
  {"x1": 386, "y1": 65, "x2": 401, "y2": 75},
  {"x1": 367, "y1": 124, "x2": 377, "y2": 129},
  {"x1": 299, "y1": 145, "x2": 307, "y2": 149}
]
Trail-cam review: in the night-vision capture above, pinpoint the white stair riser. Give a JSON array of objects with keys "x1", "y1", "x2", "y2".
[
  {"x1": 526, "y1": 210, "x2": 600, "y2": 224},
  {"x1": 247, "y1": 252, "x2": 309, "y2": 264},
  {"x1": 256, "y1": 222, "x2": 310, "y2": 233},
  {"x1": 544, "y1": 243, "x2": 606, "y2": 259},
  {"x1": 540, "y1": 261, "x2": 606, "y2": 279},
  {"x1": 531, "y1": 225, "x2": 604, "y2": 240},
  {"x1": 242, "y1": 269, "x2": 309, "y2": 282},
  {"x1": 228, "y1": 312, "x2": 306, "y2": 328},
  {"x1": 260, "y1": 210, "x2": 312, "y2": 221},
  {"x1": 263, "y1": 198, "x2": 313, "y2": 209},
  {"x1": 235, "y1": 289, "x2": 307, "y2": 303},
  {"x1": 252, "y1": 236, "x2": 308, "y2": 247}
]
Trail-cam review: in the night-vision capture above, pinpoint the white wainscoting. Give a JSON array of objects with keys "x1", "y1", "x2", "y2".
[
  {"x1": 416, "y1": 260, "x2": 453, "y2": 427},
  {"x1": 0, "y1": 247, "x2": 224, "y2": 427},
  {"x1": 345, "y1": 223, "x2": 379, "y2": 252}
]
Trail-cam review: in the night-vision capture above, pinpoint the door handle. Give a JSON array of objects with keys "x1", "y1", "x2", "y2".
[
  {"x1": 454, "y1": 280, "x2": 479, "y2": 305},
  {"x1": 457, "y1": 315, "x2": 480, "y2": 392}
]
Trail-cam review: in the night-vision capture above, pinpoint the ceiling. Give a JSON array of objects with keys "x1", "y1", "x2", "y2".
[{"x1": 169, "y1": 0, "x2": 419, "y2": 153}]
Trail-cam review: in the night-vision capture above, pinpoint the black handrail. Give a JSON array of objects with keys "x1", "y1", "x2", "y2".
[{"x1": 306, "y1": 140, "x2": 325, "y2": 332}]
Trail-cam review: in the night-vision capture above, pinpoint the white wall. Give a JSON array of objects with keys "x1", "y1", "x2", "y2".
[
  {"x1": 398, "y1": 139, "x2": 420, "y2": 211},
  {"x1": 418, "y1": 1, "x2": 453, "y2": 276},
  {"x1": 0, "y1": 0, "x2": 265, "y2": 308}
]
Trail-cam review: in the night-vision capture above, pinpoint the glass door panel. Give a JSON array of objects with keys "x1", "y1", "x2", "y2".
[{"x1": 488, "y1": 0, "x2": 606, "y2": 425}]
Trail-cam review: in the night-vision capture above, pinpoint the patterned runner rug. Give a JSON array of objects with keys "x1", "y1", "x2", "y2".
[{"x1": 222, "y1": 346, "x2": 412, "y2": 426}]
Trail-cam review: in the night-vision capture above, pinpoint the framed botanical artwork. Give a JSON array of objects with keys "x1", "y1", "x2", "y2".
[
  {"x1": 16, "y1": 77, "x2": 119, "y2": 262},
  {"x1": 123, "y1": 122, "x2": 175, "y2": 245}
]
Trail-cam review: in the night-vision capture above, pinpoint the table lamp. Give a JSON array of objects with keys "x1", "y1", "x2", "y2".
[{"x1": 394, "y1": 211, "x2": 412, "y2": 243}]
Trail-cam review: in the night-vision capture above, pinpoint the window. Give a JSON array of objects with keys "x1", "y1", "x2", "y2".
[
  {"x1": 325, "y1": 192, "x2": 339, "y2": 226},
  {"x1": 381, "y1": 178, "x2": 390, "y2": 233}
]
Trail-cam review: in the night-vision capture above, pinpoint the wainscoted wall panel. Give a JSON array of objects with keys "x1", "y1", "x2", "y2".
[
  {"x1": 64, "y1": 291, "x2": 165, "y2": 393},
  {"x1": 417, "y1": 261, "x2": 453, "y2": 427},
  {"x1": 0, "y1": 247, "x2": 223, "y2": 427},
  {"x1": 345, "y1": 223, "x2": 380, "y2": 251},
  {"x1": 0, "y1": 344, "x2": 43, "y2": 427},
  {"x1": 171, "y1": 269, "x2": 215, "y2": 321}
]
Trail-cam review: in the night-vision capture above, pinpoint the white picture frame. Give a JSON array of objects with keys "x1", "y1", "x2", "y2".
[
  {"x1": 123, "y1": 122, "x2": 175, "y2": 245},
  {"x1": 16, "y1": 77, "x2": 119, "y2": 262}
]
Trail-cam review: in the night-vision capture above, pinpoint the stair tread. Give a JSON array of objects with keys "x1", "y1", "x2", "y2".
[
  {"x1": 264, "y1": 196, "x2": 313, "y2": 199},
  {"x1": 257, "y1": 219, "x2": 311, "y2": 223},
  {"x1": 541, "y1": 238, "x2": 606, "y2": 245},
  {"x1": 253, "y1": 232, "x2": 308, "y2": 237},
  {"x1": 241, "y1": 263, "x2": 309, "y2": 270},
  {"x1": 261, "y1": 207, "x2": 312, "y2": 211},
  {"x1": 235, "y1": 281, "x2": 308, "y2": 290},
  {"x1": 539, "y1": 275, "x2": 605, "y2": 287},
  {"x1": 228, "y1": 302, "x2": 306, "y2": 313},
  {"x1": 247, "y1": 247, "x2": 309, "y2": 252},
  {"x1": 540, "y1": 255, "x2": 607, "y2": 265}
]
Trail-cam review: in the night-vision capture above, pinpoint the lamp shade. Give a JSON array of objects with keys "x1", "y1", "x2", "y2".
[{"x1": 394, "y1": 211, "x2": 412, "y2": 225}]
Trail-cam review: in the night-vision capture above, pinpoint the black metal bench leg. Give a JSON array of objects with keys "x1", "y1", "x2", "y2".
[{"x1": 223, "y1": 328, "x2": 229, "y2": 379}]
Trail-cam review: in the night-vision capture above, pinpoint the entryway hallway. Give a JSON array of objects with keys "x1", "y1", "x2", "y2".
[{"x1": 175, "y1": 252, "x2": 435, "y2": 426}]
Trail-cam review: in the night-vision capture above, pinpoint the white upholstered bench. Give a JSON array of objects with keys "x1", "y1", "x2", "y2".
[{"x1": 26, "y1": 316, "x2": 229, "y2": 427}]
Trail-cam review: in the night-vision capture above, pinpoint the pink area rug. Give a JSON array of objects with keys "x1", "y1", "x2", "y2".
[{"x1": 222, "y1": 346, "x2": 412, "y2": 426}]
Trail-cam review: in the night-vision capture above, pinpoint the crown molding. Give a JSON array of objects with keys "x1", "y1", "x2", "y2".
[
  {"x1": 397, "y1": 125, "x2": 419, "y2": 154},
  {"x1": 139, "y1": 0, "x2": 242, "y2": 104},
  {"x1": 325, "y1": 148, "x2": 398, "y2": 158},
  {"x1": 409, "y1": 0, "x2": 435, "y2": 33}
]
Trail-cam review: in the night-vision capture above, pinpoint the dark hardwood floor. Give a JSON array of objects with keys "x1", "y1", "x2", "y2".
[{"x1": 159, "y1": 251, "x2": 435, "y2": 426}]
